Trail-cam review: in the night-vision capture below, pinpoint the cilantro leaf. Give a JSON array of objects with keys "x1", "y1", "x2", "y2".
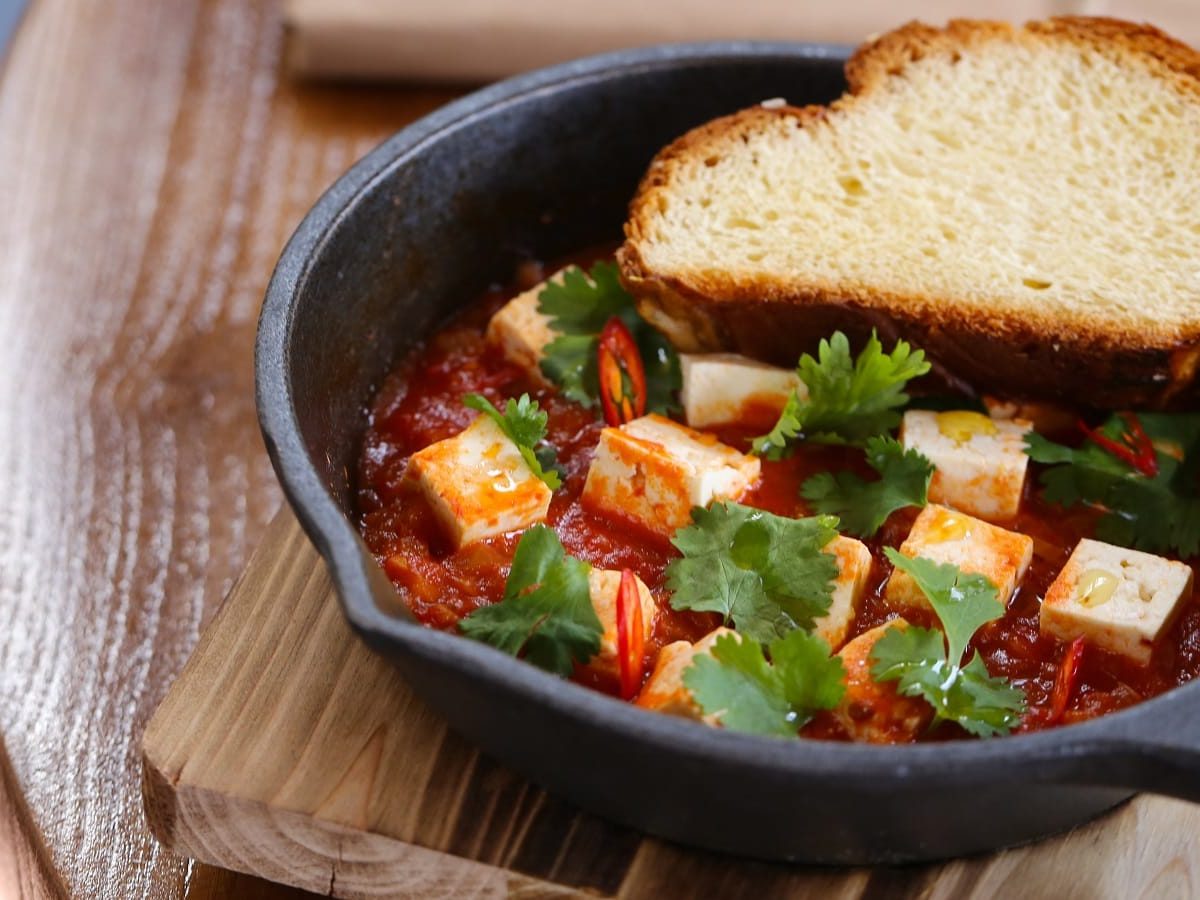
[
  {"x1": 463, "y1": 392, "x2": 562, "y2": 490},
  {"x1": 666, "y1": 503, "x2": 839, "y2": 641},
  {"x1": 1025, "y1": 413, "x2": 1200, "y2": 556},
  {"x1": 871, "y1": 628, "x2": 1025, "y2": 738},
  {"x1": 753, "y1": 392, "x2": 804, "y2": 460},
  {"x1": 683, "y1": 631, "x2": 845, "y2": 736},
  {"x1": 537, "y1": 262, "x2": 680, "y2": 414},
  {"x1": 458, "y1": 525, "x2": 601, "y2": 676},
  {"x1": 882, "y1": 548, "x2": 1003, "y2": 663},
  {"x1": 752, "y1": 331, "x2": 930, "y2": 458},
  {"x1": 771, "y1": 627, "x2": 848, "y2": 713},
  {"x1": 801, "y1": 436, "x2": 933, "y2": 537},
  {"x1": 683, "y1": 634, "x2": 792, "y2": 735},
  {"x1": 869, "y1": 550, "x2": 1024, "y2": 736}
]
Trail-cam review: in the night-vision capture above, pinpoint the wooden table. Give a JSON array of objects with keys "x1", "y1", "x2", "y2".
[
  {"x1": 0, "y1": 1, "x2": 457, "y2": 896},
  {"x1": 4, "y1": 2, "x2": 1200, "y2": 898}
]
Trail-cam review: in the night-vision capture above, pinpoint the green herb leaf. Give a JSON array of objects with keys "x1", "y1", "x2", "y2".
[
  {"x1": 537, "y1": 262, "x2": 680, "y2": 414},
  {"x1": 752, "y1": 331, "x2": 930, "y2": 458},
  {"x1": 463, "y1": 392, "x2": 562, "y2": 490},
  {"x1": 870, "y1": 628, "x2": 1025, "y2": 738},
  {"x1": 771, "y1": 627, "x2": 848, "y2": 713},
  {"x1": 683, "y1": 631, "x2": 845, "y2": 736},
  {"x1": 1025, "y1": 413, "x2": 1200, "y2": 556},
  {"x1": 458, "y1": 525, "x2": 601, "y2": 676},
  {"x1": 801, "y1": 435, "x2": 933, "y2": 537},
  {"x1": 666, "y1": 502, "x2": 839, "y2": 642},
  {"x1": 869, "y1": 550, "x2": 1024, "y2": 737},
  {"x1": 882, "y1": 548, "x2": 1003, "y2": 663}
]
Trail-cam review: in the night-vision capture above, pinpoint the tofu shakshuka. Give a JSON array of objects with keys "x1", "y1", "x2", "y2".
[{"x1": 356, "y1": 255, "x2": 1200, "y2": 743}]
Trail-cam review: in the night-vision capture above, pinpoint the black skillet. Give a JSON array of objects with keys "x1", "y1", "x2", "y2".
[{"x1": 255, "y1": 42, "x2": 1200, "y2": 864}]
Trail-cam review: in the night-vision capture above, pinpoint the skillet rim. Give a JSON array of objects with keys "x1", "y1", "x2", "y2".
[{"x1": 255, "y1": 39, "x2": 1200, "y2": 796}]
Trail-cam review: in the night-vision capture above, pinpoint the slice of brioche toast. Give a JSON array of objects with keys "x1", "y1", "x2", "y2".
[{"x1": 619, "y1": 18, "x2": 1200, "y2": 408}]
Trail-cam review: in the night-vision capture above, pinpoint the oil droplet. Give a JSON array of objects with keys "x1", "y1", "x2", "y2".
[
  {"x1": 926, "y1": 511, "x2": 972, "y2": 543},
  {"x1": 1077, "y1": 569, "x2": 1120, "y2": 607},
  {"x1": 488, "y1": 468, "x2": 518, "y2": 493},
  {"x1": 936, "y1": 410, "x2": 998, "y2": 444}
]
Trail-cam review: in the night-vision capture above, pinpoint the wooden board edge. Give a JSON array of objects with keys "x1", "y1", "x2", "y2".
[{"x1": 140, "y1": 747, "x2": 582, "y2": 899}]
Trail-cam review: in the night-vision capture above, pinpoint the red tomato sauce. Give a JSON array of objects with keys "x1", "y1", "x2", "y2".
[{"x1": 356, "y1": 262, "x2": 1200, "y2": 739}]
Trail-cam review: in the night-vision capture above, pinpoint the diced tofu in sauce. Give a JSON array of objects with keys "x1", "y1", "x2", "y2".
[
  {"x1": 484, "y1": 279, "x2": 559, "y2": 379},
  {"x1": 814, "y1": 535, "x2": 874, "y2": 651},
  {"x1": 1040, "y1": 538, "x2": 1194, "y2": 665},
  {"x1": 679, "y1": 353, "x2": 803, "y2": 430},
  {"x1": 586, "y1": 568, "x2": 659, "y2": 678},
  {"x1": 900, "y1": 409, "x2": 1031, "y2": 521},
  {"x1": 407, "y1": 415, "x2": 552, "y2": 548},
  {"x1": 635, "y1": 627, "x2": 735, "y2": 722},
  {"x1": 833, "y1": 620, "x2": 934, "y2": 744},
  {"x1": 885, "y1": 504, "x2": 1033, "y2": 611},
  {"x1": 581, "y1": 414, "x2": 760, "y2": 537}
]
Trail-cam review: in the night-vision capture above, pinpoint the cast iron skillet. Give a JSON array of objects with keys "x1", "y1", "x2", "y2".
[{"x1": 256, "y1": 42, "x2": 1200, "y2": 864}]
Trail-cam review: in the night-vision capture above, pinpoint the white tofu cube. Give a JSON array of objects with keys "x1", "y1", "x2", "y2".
[
  {"x1": 586, "y1": 568, "x2": 659, "y2": 678},
  {"x1": 407, "y1": 415, "x2": 551, "y2": 548},
  {"x1": 635, "y1": 627, "x2": 735, "y2": 722},
  {"x1": 1040, "y1": 538, "x2": 1194, "y2": 665},
  {"x1": 885, "y1": 504, "x2": 1033, "y2": 611},
  {"x1": 679, "y1": 353, "x2": 803, "y2": 430},
  {"x1": 484, "y1": 279, "x2": 559, "y2": 378},
  {"x1": 900, "y1": 409, "x2": 1031, "y2": 521},
  {"x1": 814, "y1": 535, "x2": 874, "y2": 651},
  {"x1": 833, "y1": 620, "x2": 933, "y2": 744},
  {"x1": 581, "y1": 414, "x2": 761, "y2": 537}
]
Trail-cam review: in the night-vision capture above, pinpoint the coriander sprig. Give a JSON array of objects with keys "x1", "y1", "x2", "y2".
[
  {"x1": 683, "y1": 630, "x2": 846, "y2": 736},
  {"x1": 463, "y1": 392, "x2": 562, "y2": 490},
  {"x1": 752, "y1": 331, "x2": 930, "y2": 458},
  {"x1": 666, "y1": 502, "x2": 839, "y2": 642},
  {"x1": 459, "y1": 525, "x2": 602, "y2": 675},
  {"x1": 801, "y1": 435, "x2": 933, "y2": 537},
  {"x1": 869, "y1": 550, "x2": 1025, "y2": 737},
  {"x1": 1025, "y1": 412, "x2": 1200, "y2": 557}
]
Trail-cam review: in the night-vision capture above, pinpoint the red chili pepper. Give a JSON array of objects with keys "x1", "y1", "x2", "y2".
[
  {"x1": 1077, "y1": 412, "x2": 1159, "y2": 477},
  {"x1": 1047, "y1": 636, "x2": 1086, "y2": 725},
  {"x1": 616, "y1": 568, "x2": 646, "y2": 701},
  {"x1": 597, "y1": 317, "x2": 647, "y2": 427}
]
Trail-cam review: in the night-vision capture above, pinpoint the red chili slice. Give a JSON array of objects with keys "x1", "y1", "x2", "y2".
[
  {"x1": 616, "y1": 568, "x2": 646, "y2": 700},
  {"x1": 597, "y1": 316, "x2": 647, "y2": 427},
  {"x1": 1048, "y1": 636, "x2": 1086, "y2": 725},
  {"x1": 1077, "y1": 412, "x2": 1159, "y2": 477}
]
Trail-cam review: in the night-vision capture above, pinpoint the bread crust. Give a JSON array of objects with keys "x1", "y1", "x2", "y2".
[{"x1": 620, "y1": 17, "x2": 1200, "y2": 409}]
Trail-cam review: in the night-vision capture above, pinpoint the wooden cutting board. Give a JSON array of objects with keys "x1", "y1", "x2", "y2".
[{"x1": 140, "y1": 507, "x2": 1200, "y2": 898}]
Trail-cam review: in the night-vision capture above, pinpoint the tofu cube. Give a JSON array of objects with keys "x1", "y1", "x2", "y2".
[
  {"x1": 679, "y1": 353, "x2": 803, "y2": 430},
  {"x1": 407, "y1": 415, "x2": 551, "y2": 548},
  {"x1": 900, "y1": 409, "x2": 1031, "y2": 521},
  {"x1": 833, "y1": 620, "x2": 933, "y2": 744},
  {"x1": 635, "y1": 627, "x2": 735, "y2": 722},
  {"x1": 1040, "y1": 538, "x2": 1194, "y2": 665},
  {"x1": 885, "y1": 504, "x2": 1033, "y2": 611},
  {"x1": 814, "y1": 535, "x2": 874, "y2": 651},
  {"x1": 586, "y1": 568, "x2": 659, "y2": 678},
  {"x1": 484, "y1": 279, "x2": 559, "y2": 378},
  {"x1": 581, "y1": 414, "x2": 761, "y2": 537}
]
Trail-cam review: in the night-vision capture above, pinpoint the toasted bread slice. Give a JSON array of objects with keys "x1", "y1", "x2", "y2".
[{"x1": 620, "y1": 18, "x2": 1200, "y2": 408}]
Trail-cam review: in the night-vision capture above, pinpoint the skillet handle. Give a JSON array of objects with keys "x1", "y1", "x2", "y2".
[{"x1": 1063, "y1": 706, "x2": 1200, "y2": 803}]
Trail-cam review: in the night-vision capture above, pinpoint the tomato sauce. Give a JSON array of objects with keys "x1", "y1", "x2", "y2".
[{"x1": 356, "y1": 263, "x2": 1200, "y2": 739}]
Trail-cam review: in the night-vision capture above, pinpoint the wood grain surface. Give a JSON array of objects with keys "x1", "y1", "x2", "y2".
[
  {"x1": 143, "y1": 509, "x2": 1200, "y2": 900},
  {"x1": 0, "y1": 1, "x2": 456, "y2": 896}
]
